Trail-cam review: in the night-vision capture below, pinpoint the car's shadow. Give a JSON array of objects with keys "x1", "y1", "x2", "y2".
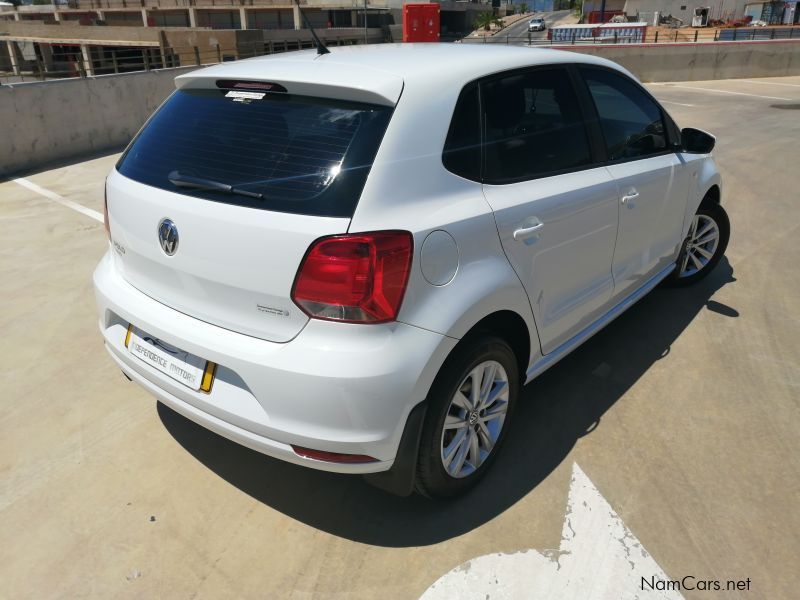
[{"x1": 158, "y1": 259, "x2": 737, "y2": 547}]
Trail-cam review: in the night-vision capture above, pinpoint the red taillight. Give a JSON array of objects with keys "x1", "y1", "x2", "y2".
[
  {"x1": 103, "y1": 182, "x2": 110, "y2": 240},
  {"x1": 291, "y1": 445, "x2": 378, "y2": 464},
  {"x1": 292, "y1": 231, "x2": 413, "y2": 324}
]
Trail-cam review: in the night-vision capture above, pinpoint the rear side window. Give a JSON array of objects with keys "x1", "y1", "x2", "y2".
[
  {"x1": 117, "y1": 89, "x2": 393, "y2": 217},
  {"x1": 442, "y1": 84, "x2": 481, "y2": 181},
  {"x1": 481, "y1": 68, "x2": 592, "y2": 183},
  {"x1": 580, "y1": 68, "x2": 667, "y2": 161}
]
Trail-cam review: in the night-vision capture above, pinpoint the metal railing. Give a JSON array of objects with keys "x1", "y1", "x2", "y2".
[
  {"x1": 458, "y1": 25, "x2": 800, "y2": 46},
  {"x1": 3, "y1": 25, "x2": 798, "y2": 84},
  {"x1": 0, "y1": 36, "x2": 368, "y2": 83},
  {"x1": 4, "y1": 0, "x2": 364, "y2": 10}
]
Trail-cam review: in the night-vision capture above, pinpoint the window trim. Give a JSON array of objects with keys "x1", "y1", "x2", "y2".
[
  {"x1": 571, "y1": 64, "x2": 678, "y2": 166},
  {"x1": 440, "y1": 63, "x2": 683, "y2": 187}
]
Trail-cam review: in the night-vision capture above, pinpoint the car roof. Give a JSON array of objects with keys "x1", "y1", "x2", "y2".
[{"x1": 176, "y1": 44, "x2": 627, "y2": 106}]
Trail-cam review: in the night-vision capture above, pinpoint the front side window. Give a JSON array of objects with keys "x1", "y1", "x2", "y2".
[
  {"x1": 580, "y1": 68, "x2": 668, "y2": 161},
  {"x1": 481, "y1": 68, "x2": 592, "y2": 184},
  {"x1": 117, "y1": 89, "x2": 393, "y2": 217}
]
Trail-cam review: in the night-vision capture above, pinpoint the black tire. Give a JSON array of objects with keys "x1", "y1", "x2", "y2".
[
  {"x1": 667, "y1": 200, "x2": 730, "y2": 286},
  {"x1": 415, "y1": 336, "x2": 519, "y2": 499}
]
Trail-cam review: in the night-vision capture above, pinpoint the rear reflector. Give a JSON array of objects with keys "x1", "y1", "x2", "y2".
[
  {"x1": 291, "y1": 445, "x2": 378, "y2": 464},
  {"x1": 291, "y1": 231, "x2": 413, "y2": 324},
  {"x1": 199, "y1": 361, "x2": 217, "y2": 394}
]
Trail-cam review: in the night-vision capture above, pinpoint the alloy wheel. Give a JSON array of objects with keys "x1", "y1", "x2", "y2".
[
  {"x1": 679, "y1": 214, "x2": 720, "y2": 278},
  {"x1": 440, "y1": 360, "x2": 509, "y2": 479}
]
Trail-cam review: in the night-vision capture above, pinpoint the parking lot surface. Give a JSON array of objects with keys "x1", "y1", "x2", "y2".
[{"x1": 1, "y1": 76, "x2": 799, "y2": 599}]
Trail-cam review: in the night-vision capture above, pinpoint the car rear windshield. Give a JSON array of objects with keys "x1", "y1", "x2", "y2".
[{"x1": 116, "y1": 88, "x2": 393, "y2": 217}]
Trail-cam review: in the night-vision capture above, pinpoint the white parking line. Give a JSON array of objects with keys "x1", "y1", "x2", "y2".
[
  {"x1": 655, "y1": 84, "x2": 791, "y2": 101},
  {"x1": 11, "y1": 177, "x2": 103, "y2": 223},
  {"x1": 659, "y1": 100, "x2": 696, "y2": 107},
  {"x1": 739, "y1": 79, "x2": 800, "y2": 88}
]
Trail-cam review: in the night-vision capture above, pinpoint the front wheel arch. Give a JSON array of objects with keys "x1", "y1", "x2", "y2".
[{"x1": 703, "y1": 184, "x2": 721, "y2": 205}]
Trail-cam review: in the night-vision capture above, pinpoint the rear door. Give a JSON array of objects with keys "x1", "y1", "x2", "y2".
[
  {"x1": 481, "y1": 67, "x2": 620, "y2": 354},
  {"x1": 578, "y1": 67, "x2": 689, "y2": 300},
  {"x1": 109, "y1": 84, "x2": 393, "y2": 342}
]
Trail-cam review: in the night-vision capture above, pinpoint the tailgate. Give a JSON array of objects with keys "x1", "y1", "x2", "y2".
[
  {"x1": 107, "y1": 79, "x2": 394, "y2": 342},
  {"x1": 107, "y1": 170, "x2": 347, "y2": 343}
]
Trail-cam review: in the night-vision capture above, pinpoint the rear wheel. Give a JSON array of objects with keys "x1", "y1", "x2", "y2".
[
  {"x1": 415, "y1": 336, "x2": 519, "y2": 499},
  {"x1": 669, "y1": 200, "x2": 730, "y2": 286}
]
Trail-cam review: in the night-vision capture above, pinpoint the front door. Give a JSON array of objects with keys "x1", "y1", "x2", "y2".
[{"x1": 578, "y1": 67, "x2": 689, "y2": 300}]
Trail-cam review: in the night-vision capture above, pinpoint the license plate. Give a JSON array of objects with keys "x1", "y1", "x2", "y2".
[{"x1": 125, "y1": 324, "x2": 215, "y2": 392}]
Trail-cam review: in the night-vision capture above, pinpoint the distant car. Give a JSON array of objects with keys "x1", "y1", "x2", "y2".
[
  {"x1": 96, "y1": 45, "x2": 728, "y2": 498},
  {"x1": 528, "y1": 17, "x2": 546, "y2": 31}
]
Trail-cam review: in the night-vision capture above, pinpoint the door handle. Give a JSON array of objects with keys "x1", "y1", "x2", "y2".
[
  {"x1": 621, "y1": 190, "x2": 640, "y2": 206},
  {"x1": 513, "y1": 222, "x2": 544, "y2": 241}
]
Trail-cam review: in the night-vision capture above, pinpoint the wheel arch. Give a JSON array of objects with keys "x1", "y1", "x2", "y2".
[
  {"x1": 366, "y1": 307, "x2": 535, "y2": 497},
  {"x1": 703, "y1": 184, "x2": 721, "y2": 205},
  {"x1": 452, "y1": 309, "x2": 532, "y2": 384},
  {"x1": 683, "y1": 159, "x2": 722, "y2": 235}
]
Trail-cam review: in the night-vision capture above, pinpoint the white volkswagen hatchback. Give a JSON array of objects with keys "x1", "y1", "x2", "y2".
[{"x1": 95, "y1": 44, "x2": 729, "y2": 498}]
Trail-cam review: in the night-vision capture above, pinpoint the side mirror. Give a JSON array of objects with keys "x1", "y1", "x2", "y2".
[{"x1": 681, "y1": 127, "x2": 716, "y2": 154}]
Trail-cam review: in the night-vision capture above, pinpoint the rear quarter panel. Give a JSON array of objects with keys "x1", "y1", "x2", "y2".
[{"x1": 349, "y1": 73, "x2": 542, "y2": 369}]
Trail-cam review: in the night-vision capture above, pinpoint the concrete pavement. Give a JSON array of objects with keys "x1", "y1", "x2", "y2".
[{"x1": 1, "y1": 77, "x2": 799, "y2": 599}]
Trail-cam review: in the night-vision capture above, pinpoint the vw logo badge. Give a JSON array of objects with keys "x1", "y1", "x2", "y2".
[{"x1": 158, "y1": 218, "x2": 179, "y2": 256}]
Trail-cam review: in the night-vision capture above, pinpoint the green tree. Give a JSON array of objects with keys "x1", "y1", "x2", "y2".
[
  {"x1": 519, "y1": 3, "x2": 529, "y2": 14},
  {"x1": 474, "y1": 11, "x2": 504, "y2": 31}
]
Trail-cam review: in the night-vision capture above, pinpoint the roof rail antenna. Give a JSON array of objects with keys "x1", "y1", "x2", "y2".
[{"x1": 293, "y1": 0, "x2": 330, "y2": 55}]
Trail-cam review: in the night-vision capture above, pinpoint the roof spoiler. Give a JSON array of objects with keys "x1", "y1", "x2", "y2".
[{"x1": 175, "y1": 61, "x2": 403, "y2": 106}]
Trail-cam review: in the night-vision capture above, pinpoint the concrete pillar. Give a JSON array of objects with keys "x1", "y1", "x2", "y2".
[
  {"x1": 239, "y1": 7, "x2": 248, "y2": 29},
  {"x1": 158, "y1": 32, "x2": 168, "y2": 68},
  {"x1": 96, "y1": 10, "x2": 105, "y2": 21},
  {"x1": 6, "y1": 41, "x2": 20, "y2": 75},
  {"x1": 39, "y1": 43, "x2": 54, "y2": 73},
  {"x1": 351, "y1": 10, "x2": 358, "y2": 27},
  {"x1": 13, "y1": 12, "x2": 20, "y2": 21},
  {"x1": 293, "y1": 4, "x2": 302, "y2": 30},
  {"x1": 141, "y1": 8, "x2": 149, "y2": 27},
  {"x1": 188, "y1": 7, "x2": 197, "y2": 28},
  {"x1": 80, "y1": 44, "x2": 94, "y2": 76},
  {"x1": 53, "y1": 10, "x2": 61, "y2": 22}
]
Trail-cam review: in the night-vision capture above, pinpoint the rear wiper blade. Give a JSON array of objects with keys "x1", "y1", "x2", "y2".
[{"x1": 168, "y1": 171, "x2": 263, "y2": 199}]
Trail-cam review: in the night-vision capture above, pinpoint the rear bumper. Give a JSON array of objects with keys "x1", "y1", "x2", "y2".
[{"x1": 94, "y1": 251, "x2": 456, "y2": 474}]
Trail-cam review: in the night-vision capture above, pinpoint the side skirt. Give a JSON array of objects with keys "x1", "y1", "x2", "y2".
[{"x1": 525, "y1": 263, "x2": 676, "y2": 384}]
